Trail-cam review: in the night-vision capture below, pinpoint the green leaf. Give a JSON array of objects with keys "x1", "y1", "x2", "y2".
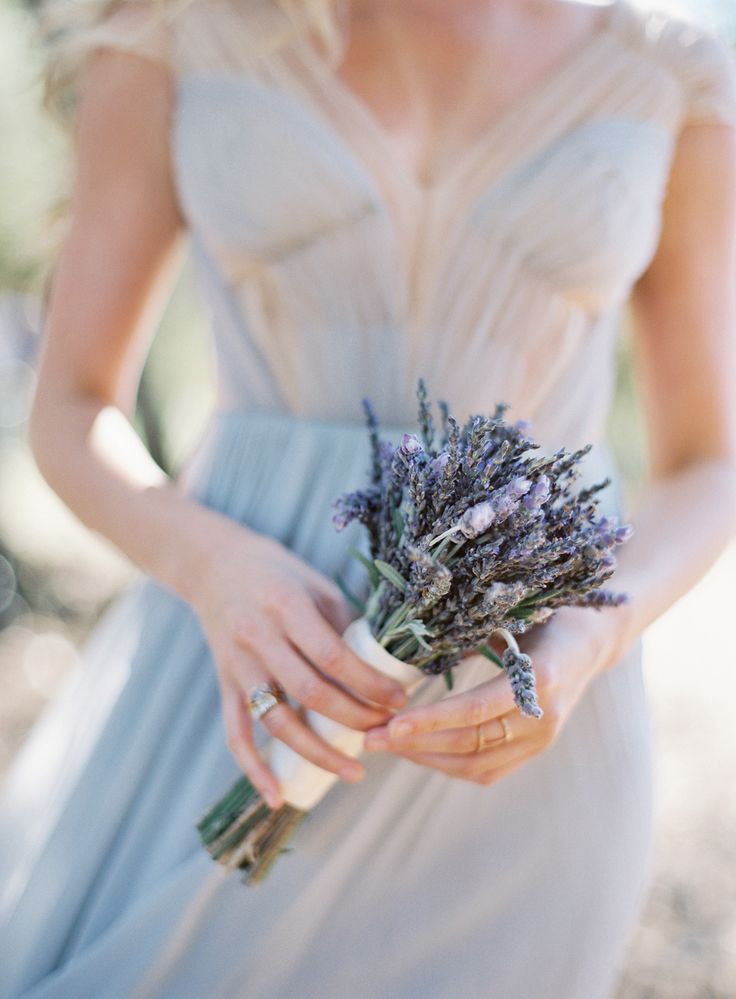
[
  {"x1": 373, "y1": 559, "x2": 408, "y2": 593},
  {"x1": 364, "y1": 584, "x2": 383, "y2": 623},
  {"x1": 332, "y1": 573, "x2": 366, "y2": 614},
  {"x1": 477, "y1": 643, "x2": 504, "y2": 670},
  {"x1": 398, "y1": 619, "x2": 435, "y2": 652},
  {"x1": 377, "y1": 600, "x2": 410, "y2": 643},
  {"x1": 443, "y1": 669, "x2": 454, "y2": 691},
  {"x1": 391, "y1": 502, "x2": 404, "y2": 543},
  {"x1": 347, "y1": 545, "x2": 380, "y2": 587}
]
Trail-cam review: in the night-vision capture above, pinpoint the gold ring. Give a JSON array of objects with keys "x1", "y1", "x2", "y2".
[
  {"x1": 477, "y1": 715, "x2": 512, "y2": 751},
  {"x1": 247, "y1": 680, "x2": 287, "y2": 721}
]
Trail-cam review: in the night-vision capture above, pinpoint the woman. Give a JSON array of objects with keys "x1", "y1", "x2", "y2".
[{"x1": 1, "y1": 0, "x2": 735, "y2": 995}]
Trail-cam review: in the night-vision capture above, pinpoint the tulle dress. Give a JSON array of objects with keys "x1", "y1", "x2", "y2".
[{"x1": 1, "y1": 1, "x2": 736, "y2": 996}]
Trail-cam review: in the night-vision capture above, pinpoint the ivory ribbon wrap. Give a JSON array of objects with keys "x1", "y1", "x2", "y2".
[{"x1": 266, "y1": 615, "x2": 425, "y2": 811}]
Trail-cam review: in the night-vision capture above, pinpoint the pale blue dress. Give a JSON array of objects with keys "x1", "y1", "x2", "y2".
[{"x1": 2, "y1": 1, "x2": 736, "y2": 996}]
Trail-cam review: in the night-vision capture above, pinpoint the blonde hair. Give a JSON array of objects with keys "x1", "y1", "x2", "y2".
[
  {"x1": 36, "y1": 0, "x2": 344, "y2": 131},
  {"x1": 32, "y1": 0, "x2": 344, "y2": 259}
]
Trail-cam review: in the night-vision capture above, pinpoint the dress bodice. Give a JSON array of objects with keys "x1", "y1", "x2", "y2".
[{"x1": 74, "y1": 0, "x2": 736, "y2": 448}]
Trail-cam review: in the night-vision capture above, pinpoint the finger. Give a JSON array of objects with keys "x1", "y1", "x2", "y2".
[
  {"x1": 391, "y1": 738, "x2": 532, "y2": 781},
  {"x1": 364, "y1": 716, "x2": 510, "y2": 754},
  {"x1": 236, "y1": 628, "x2": 394, "y2": 731},
  {"x1": 478, "y1": 747, "x2": 539, "y2": 787},
  {"x1": 385, "y1": 674, "x2": 517, "y2": 738},
  {"x1": 281, "y1": 594, "x2": 408, "y2": 709},
  {"x1": 308, "y1": 577, "x2": 354, "y2": 634},
  {"x1": 220, "y1": 673, "x2": 282, "y2": 808},
  {"x1": 259, "y1": 701, "x2": 366, "y2": 782},
  {"x1": 280, "y1": 635, "x2": 396, "y2": 729}
]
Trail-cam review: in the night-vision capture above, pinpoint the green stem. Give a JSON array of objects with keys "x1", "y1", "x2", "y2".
[
  {"x1": 427, "y1": 533, "x2": 456, "y2": 560},
  {"x1": 477, "y1": 644, "x2": 504, "y2": 669},
  {"x1": 389, "y1": 634, "x2": 419, "y2": 660},
  {"x1": 476, "y1": 627, "x2": 519, "y2": 669},
  {"x1": 376, "y1": 601, "x2": 412, "y2": 644},
  {"x1": 490, "y1": 627, "x2": 520, "y2": 655},
  {"x1": 445, "y1": 537, "x2": 467, "y2": 563}
]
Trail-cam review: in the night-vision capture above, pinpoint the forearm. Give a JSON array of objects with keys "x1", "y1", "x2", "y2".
[
  {"x1": 28, "y1": 392, "x2": 249, "y2": 605},
  {"x1": 609, "y1": 456, "x2": 736, "y2": 659}
]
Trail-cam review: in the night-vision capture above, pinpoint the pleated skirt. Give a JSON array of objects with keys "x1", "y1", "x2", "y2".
[{"x1": 0, "y1": 407, "x2": 655, "y2": 999}]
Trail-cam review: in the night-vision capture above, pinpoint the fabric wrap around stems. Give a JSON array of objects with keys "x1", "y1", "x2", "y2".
[{"x1": 269, "y1": 615, "x2": 426, "y2": 811}]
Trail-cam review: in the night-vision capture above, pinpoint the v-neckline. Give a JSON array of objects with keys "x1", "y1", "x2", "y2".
[{"x1": 293, "y1": 0, "x2": 627, "y2": 196}]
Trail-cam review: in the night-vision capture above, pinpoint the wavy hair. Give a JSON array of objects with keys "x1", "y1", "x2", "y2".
[
  {"x1": 35, "y1": 0, "x2": 344, "y2": 129},
  {"x1": 32, "y1": 0, "x2": 344, "y2": 255}
]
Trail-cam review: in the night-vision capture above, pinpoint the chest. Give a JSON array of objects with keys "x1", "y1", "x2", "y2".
[
  {"x1": 171, "y1": 58, "x2": 678, "y2": 313},
  {"x1": 314, "y1": 2, "x2": 616, "y2": 186}
]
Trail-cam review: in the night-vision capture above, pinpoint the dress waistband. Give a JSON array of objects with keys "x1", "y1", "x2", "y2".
[{"x1": 176, "y1": 406, "x2": 626, "y2": 520}]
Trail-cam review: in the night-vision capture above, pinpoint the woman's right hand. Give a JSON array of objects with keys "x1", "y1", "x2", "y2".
[{"x1": 190, "y1": 517, "x2": 409, "y2": 809}]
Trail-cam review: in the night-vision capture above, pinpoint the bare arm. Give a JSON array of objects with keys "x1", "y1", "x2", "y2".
[
  {"x1": 28, "y1": 45, "x2": 210, "y2": 599},
  {"x1": 612, "y1": 117, "x2": 736, "y2": 645},
  {"x1": 29, "y1": 47, "x2": 407, "y2": 806},
  {"x1": 363, "y1": 117, "x2": 736, "y2": 781}
]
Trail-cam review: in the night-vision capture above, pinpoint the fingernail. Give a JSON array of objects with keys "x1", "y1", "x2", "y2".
[
  {"x1": 391, "y1": 720, "x2": 412, "y2": 737},
  {"x1": 364, "y1": 732, "x2": 388, "y2": 750},
  {"x1": 342, "y1": 763, "x2": 364, "y2": 781}
]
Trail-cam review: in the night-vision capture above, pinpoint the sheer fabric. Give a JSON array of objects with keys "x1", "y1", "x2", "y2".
[
  {"x1": 64, "y1": 0, "x2": 736, "y2": 448},
  {"x1": 2, "y1": 3, "x2": 735, "y2": 997}
]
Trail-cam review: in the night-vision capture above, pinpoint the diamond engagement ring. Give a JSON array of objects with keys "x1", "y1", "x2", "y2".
[{"x1": 247, "y1": 680, "x2": 287, "y2": 721}]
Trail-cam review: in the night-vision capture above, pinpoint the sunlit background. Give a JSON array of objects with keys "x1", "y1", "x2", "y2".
[{"x1": 1, "y1": 1, "x2": 735, "y2": 995}]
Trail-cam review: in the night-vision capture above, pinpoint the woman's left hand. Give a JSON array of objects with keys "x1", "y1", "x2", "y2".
[{"x1": 362, "y1": 606, "x2": 629, "y2": 786}]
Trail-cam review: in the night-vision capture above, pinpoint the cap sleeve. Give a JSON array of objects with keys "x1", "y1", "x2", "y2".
[
  {"x1": 76, "y1": 0, "x2": 173, "y2": 70},
  {"x1": 654, "y1": 15, "x2": 736, "y2": 128},
  {"x1": 683, "y1": 27, "x2": 736, "y2": 126}
]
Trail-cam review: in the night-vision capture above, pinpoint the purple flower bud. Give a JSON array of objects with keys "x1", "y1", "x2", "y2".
[
  {"x1": 482, "y1": 580, "x2": 528, "y2": 612},
  {"x1": 332, "y1": 488, "x2": 379, "y2": 532},
  {"x1": 508, "y1": 476, "x2": 532, "y2": 499},
  {"x1": 578, "y1": 589, "x2": 628, "y2": 608},
  {"x1": 593, "y1": 515, "x2": 632, "y2": 549},
  {"x1": 502, "y1": 649, "x2": 543, "y2": 719},
  {"x1": 459, "y1": 500, "x2": 496, "y2": 539},
  {"x1": 487, "y1": 477, "x2": 532, "y2": 523},
  {"x1": 614, "y1": 524, "x2": 633, "y2": 544},
  {"x1": 428, "y1": 450, "x2": 450, "y2": 478},
  {"x1": 401, "y1": 433, "x2": 423, "y2": 456},
  {"x1": 522, "y1": 475, "x2": 550, "y2": 512}
]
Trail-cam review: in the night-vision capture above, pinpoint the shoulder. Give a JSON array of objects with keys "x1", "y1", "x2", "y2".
[
  {"x1": 611, "y1": 1, "x2": 736, "y2": 130},
  {"x1": 75, "y1": 0, "x2": 177, "y2": 66},
  {"x1": 62, "y1": 0, "x2": 297, "y2": 76},
  {"x1": 167, "y1": 0, "x2": 301, "y2": 75}
]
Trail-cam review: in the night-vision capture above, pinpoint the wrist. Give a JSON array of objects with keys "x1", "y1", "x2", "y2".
[
  {"x1": 550, "y1": 603, "x2": 637, "y2": 678},
  {"x1": 588, "y1": 600, "x2": 638, "y2": 676},
  {"x1": 139, "y1": 483, "x2": 259, "y2": 608}
]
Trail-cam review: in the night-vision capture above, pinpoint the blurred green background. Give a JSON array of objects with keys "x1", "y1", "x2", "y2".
[{"x1": 1, "y1": 1, "x2": 735, "y2": 995}]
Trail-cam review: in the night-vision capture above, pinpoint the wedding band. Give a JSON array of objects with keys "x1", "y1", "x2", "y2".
[
  {"x1": 247, "y1": 680, "x2": 287, "y2": 721},
  {"x1": 476, "y1": 714, "x2": 512, "y2": 752}
]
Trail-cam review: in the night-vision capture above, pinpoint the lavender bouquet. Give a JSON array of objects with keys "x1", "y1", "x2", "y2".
[{"x1": 196, "y1": 380, "x2": 632, "y2": 884}]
